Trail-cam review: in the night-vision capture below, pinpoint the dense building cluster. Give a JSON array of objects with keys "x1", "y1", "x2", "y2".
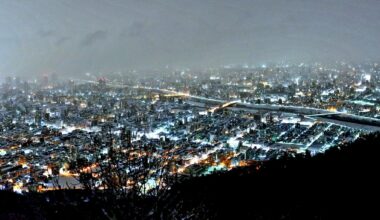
[{"x1": 1, "y1": 62, "x2": 379, "y2": 193}]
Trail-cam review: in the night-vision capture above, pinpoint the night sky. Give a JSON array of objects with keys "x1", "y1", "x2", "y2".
[{"x1": 1, "y1": 0, "x2": 380, "y2": 76}]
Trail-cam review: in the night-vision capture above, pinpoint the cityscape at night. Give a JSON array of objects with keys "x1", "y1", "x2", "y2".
[
  {"x1": 1, "y1": 62, "x2": 380, "y2": 192},
  {"x1": 1, "y1": 0, "x2": 380, "y2": 219}
]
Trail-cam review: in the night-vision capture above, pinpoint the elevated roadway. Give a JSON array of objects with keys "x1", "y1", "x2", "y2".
[{"x1": 77, "y1": 79, "x2": 380, "y2": 131}]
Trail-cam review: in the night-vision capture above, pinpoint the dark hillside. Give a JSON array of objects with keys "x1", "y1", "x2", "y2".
[{"x1": 1, "y1": 133, "x2": 379, "y2": 219}]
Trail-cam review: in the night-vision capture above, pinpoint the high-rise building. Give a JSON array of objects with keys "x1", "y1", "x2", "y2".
[
  {"x1": 120, "y1": 127, "x2": 132, "y2": 147},
  {"x1": 42, "y1": 75, "x2": 49, "y2": 87},
  {"x1": 35, "y1": 111, "x2": 42, "y2": 127}
]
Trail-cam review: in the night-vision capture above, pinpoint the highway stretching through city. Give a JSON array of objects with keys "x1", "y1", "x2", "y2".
[{"x1": 78, "y1": 79, "x2": 380, "y2": 131}]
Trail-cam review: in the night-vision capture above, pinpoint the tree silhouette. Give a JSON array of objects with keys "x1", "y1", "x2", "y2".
[{"x1": 72, "y1": 142, "x2": 176, "y2": 219}]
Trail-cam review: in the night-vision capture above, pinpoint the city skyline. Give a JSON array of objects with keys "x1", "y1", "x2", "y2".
[{"x1": 1, "y1": 1, "x2": 379, "y2": 219}]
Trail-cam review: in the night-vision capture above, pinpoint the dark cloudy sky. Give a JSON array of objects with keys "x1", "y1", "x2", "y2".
[{"x1": 1, "y1": 0, "x2": 380, "y2": 76}]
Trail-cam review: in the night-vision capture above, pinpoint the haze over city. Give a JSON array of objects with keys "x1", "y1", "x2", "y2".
[
  {"x1": 1, "y1": 1, "x2": 380, "y2": 219},
  {"x1": 1, "y1": 0, "x2": 380, "y2": 77}
]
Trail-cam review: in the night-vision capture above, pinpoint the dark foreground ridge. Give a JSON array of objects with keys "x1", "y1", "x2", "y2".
[{"x1": 1, "y1": 133, "x2": 379, "y2": 220}]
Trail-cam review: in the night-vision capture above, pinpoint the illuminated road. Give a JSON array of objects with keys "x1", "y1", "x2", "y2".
[
  {"x1": 77, "y1": 79, "x2": 380, "y2": 131},
  {"x1": 208, "y1": 100, "x2": 240, "y2": 113}
]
